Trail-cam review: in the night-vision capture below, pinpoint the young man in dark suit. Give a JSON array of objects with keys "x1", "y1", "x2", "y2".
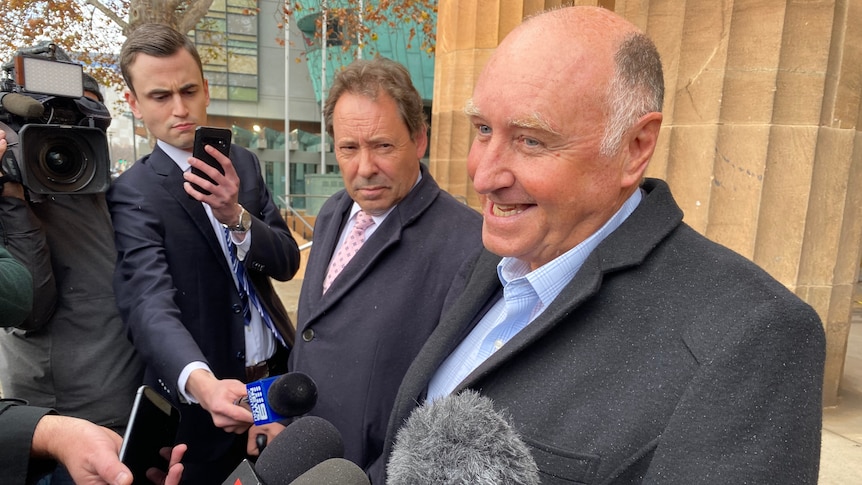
[
  {"x1": 108, "y1": 24, "x2": 299, "y2": 484},
  {"x1": 372, "y1": 6, "x2": 826, "y2": 484}
]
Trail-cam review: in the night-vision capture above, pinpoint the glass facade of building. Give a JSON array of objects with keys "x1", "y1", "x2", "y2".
[{"x1": 196, "y1": 0, "x2": 260, "y2": 102}]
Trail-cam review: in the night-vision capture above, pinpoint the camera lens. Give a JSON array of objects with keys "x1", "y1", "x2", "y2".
[
  {"x1": 19, "y1": 124, "x2": 111, "y2": 194},
  {"x1": 34, "y1": 136, "x2": 94, "y2": 191},
  {"x1": 41, "y1": 145, "x2": 85, "y2": 183}
]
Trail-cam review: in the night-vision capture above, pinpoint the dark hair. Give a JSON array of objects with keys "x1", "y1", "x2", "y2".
[
  {"x1": 323, "y1": 57, "x2": 426, "y2": 140},
  {"x1": 119, "y1": 23, "x2": 203, "y2": 94}
]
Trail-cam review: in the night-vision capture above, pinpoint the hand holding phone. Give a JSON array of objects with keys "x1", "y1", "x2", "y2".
[
  {"x1": 190, "y1": 126, "x2": 231, "y2": 195},
  {"x1": 119, "y1": 385, "x2": 181, "y2": 484}
]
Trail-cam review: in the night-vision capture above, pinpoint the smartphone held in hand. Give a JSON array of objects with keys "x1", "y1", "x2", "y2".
[
  {"x1": 119, "y1": 385, "x2": 181, "y2": 484},
  {"x1": 190, "y1": 126, "x2": 231, "y2": 195}
]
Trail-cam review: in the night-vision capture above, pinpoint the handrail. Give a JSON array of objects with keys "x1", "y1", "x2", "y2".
[
  {"x1": 278, "y1": 195, "x2": 316, "y2": 251},
  {"x1": 279, "y1": 196, "x2": 316, "y2": 234}
]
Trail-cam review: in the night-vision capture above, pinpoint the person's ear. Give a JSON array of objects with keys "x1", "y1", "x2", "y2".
[
  {"x1": 414, "y1": 127, "x2": 429, "y2": 160},
  {"x1": 621, "y1": 112, "x2": 662, "y2": 188},
  {"x1": 125, "y1": 89, "x2": 143, "y2": 119}
]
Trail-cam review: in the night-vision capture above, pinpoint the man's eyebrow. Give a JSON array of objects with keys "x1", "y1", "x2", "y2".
[
  {"x1": 510, "y1": 113, "x2": 562, "y2": 137},
  {"x1": 145, "y1": 83, "x2": 199, "y2": 96},
  {"x1": 463, "y1": 98, "x2": 561, "y2": 137},
  {"x1": 463, "y1": 98, "x2": 480, "y2": 118}
]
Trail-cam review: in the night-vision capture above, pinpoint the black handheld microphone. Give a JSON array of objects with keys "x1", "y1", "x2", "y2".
[
  {"x1": 0, "y1": 92, "x2": 45, "y2": 118},
  {"x1": 387, "y1": 389, "x2": 540, "y2": 485},
  {"x1": 220, "y1": 415, "x2": 344, "y2": 485},
  {"x1": 242, "y1": 372, "x2": 318, "y2": 426},
  {"x1": 287, "y1": 458, "x2": 370, "y2": 485},
  {"x1": 267, "y1": 371, "x2": 318, "y2": 417}
]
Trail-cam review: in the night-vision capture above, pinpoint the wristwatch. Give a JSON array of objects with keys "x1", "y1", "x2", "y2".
[{"x1": 224, "y1": 204, "x2": 252, "y2": 232}]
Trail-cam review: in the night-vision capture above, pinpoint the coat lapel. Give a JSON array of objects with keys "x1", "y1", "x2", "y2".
[
  {"x1": 395, "y1": 249, "x2": 502, "y2": 407},
  {"x1": 300, "y1": 191, "x2": 351, "y2": 319},
  {"x1": 304, "y1": 165, "x2": 441, "y2": 323},
  {"x1": 456, "y1": 253, "x2": 604, "y2": 392},
  {"x1": 384, "y1": 179, "x2": 686, "y2": 472},
  {"x1": 148, "y1": 147, "x2": 231, "y2": 278},
  {"x1": 454, "y1": 179, "x2": 684, "y2": 392}
]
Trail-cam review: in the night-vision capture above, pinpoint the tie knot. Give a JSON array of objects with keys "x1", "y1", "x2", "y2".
[{"x1": 354, "y1": 210, "x2": 375, "y2": 231}]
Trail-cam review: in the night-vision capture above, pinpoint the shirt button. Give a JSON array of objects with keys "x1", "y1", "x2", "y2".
[
  {"x1": 494, "y1": 339, "x2": 504, "y2": 350},
  {"x1": 302, "y1": 328, "x2": 314, "y2": 342}
]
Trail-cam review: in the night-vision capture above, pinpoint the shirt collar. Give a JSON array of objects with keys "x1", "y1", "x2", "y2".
[
  {"x1": 497, "y1": 187, "x2": 644, "y2": 309},
  {"x1": 157, "y1": 140, "x2": 193, "y2": 171}
]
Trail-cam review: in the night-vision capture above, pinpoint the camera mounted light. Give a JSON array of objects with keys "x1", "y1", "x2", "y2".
[
  {"x1": 0, "y1": 44, "x2": 111, "y2": 194},
  {"x1": 14, "y1": 55, "x2": 84, "y2": 98}
]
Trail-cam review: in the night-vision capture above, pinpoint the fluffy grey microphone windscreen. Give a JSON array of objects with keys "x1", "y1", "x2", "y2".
[
  {"x1": 0, "y1": 93, "x2": 45, "y2": 118},
  {"x1": 387, "y1": 389, "x2": 539, "y2": 485}
]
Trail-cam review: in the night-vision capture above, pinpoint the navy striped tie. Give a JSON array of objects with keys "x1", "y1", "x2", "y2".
[{"x1": 223, "y1": 227, "x2": 286, "y2": 347}]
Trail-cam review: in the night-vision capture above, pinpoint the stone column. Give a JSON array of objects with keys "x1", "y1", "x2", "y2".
[
  {"x1": 642, "y1": 0, "x2": 862, "y2": 406},
  {"x1": 429, "y1": 0, "x2": 613, "y2": 206},
  {"x1": 430, "y1": 0, "x2": 862, "y2": 406}
]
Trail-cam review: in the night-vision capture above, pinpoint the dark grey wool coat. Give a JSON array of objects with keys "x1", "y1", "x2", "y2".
[
  {"x1": 373, "y1": 178, "x2": 825, "y2": 485},
  {"x1": 290, "y1": 164, "x2": 483, "y2": 472}
]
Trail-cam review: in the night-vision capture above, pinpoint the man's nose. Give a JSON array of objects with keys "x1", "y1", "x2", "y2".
[
  {"x1": 356, "y1": 148, "x2": 377, "y2": 178},
  {"x1": 171, "y1": 95, "x2": 189, "y2": 117},
  {"x1": 469, "y1": 140, "x2": 514, "y2": 194}
]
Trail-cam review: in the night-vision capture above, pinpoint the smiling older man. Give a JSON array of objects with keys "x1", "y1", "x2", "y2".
[{"x1": 373, "y1": 6, "x2": 826, "y2": 485}]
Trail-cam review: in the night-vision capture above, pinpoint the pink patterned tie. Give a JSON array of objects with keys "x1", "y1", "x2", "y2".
[{"x1": 323, "y1": 210, "x2": 375, "y2": 293}]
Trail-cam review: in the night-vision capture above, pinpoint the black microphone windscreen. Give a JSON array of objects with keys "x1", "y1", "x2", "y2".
[
  {"x1": 387, "y1": 390, "x2": 539, "y2": 485},
  {"x1": 0, "y1": 93, "x2": 44, "y2": 118},
  {"x1": 287, "y1": 458, "x2": 370, "y2": 485},
  {"x1": 267, "y1": 372, "x2": 318, "y2": 418},
  {"x1": 255, "y1": 416, "x2": 344, "y2": 484}
]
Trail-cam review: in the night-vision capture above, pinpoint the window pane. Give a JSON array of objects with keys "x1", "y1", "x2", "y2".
[{"x1": 196, "y1": 0, "x2": 258, "y2": 101}]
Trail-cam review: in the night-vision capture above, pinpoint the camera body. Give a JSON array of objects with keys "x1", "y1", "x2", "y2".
[{"x1": 0, "y1": 44, "x2": 112, "y2": 194}]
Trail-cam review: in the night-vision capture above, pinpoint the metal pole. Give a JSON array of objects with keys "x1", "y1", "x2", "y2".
[
  {"x1": 357, "y1": 0, "x2": 363, "y2": 60},
  {"x1": 320, "y1": 0, "x2": 327, "y2": 174},
  {"x1": 284, "y1": 0, "x2": 292, "y2": 207}
]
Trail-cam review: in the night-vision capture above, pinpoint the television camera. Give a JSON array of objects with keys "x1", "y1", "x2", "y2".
[{"x1": 0, "y1": 43, "x2": 112, "y2": 194}]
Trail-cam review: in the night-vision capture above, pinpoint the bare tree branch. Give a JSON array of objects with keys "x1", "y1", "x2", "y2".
[
  {"x1": 84, "y1": 0, "x2": 129, "y2": 32},
  {"x1": 179, "y1": 0, "x2": 215, "y2": 34}
]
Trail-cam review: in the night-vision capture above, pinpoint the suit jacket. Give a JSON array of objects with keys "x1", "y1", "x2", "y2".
[
  {"x1": 107, "y1": 144, "x2": 299, "y2": 470},
  {"x1": 290, "y1": 165, "x2": 483, "y2": 471},
  {"x1": 0, "y1": 400, "x2": 55, "y2": 485},
  {"x1": 375, "y1": 178, "x2": 826, "y2": 484}
]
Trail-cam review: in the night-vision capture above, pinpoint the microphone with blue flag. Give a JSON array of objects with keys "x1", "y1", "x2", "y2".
[{"x1": 243, "y1": 372, "x2": 318, "y2": 426}]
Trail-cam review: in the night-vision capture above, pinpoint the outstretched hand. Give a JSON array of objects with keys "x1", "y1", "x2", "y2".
[
  {"x1": 32, "y1": 414, "x2": 188, "y2": 485},
  {"x1": 186, "y1": 368, "x2": 254, "y2": 434}
]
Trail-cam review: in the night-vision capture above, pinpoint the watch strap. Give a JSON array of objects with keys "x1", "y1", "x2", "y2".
[{"x1": 224, "y1": 204, "x2": 250, "y2": 232}]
